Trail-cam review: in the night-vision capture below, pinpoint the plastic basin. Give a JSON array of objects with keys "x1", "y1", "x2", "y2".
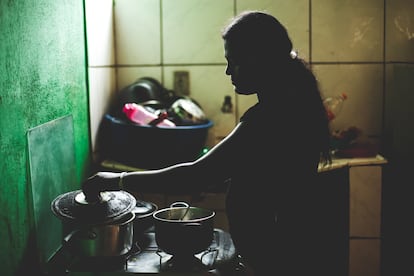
[{"x1": 100, "y1": 114, "x2": 213, "y2": 169}]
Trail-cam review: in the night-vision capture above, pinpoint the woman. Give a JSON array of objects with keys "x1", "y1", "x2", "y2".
[{"x1": 83, "y1": 11, "x2": 332, "y2": 275}]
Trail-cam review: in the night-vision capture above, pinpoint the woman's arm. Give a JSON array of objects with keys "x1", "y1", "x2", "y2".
[{"x1": 82, "y1": 122, "x2": 244, "y2": 199}]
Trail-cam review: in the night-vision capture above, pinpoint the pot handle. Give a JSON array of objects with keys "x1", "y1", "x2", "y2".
[
  {"x1": 170, "y1": 202, "x2": 191, "y2": 221},
  {"x1": 62, "y1": 229, "x2": 78, "y2": 244},
  {"x1": 181, "y1": 222, "x2": 202, "y2": 227},
  {"x1": 170, "y1": 201, "x2": 189, "y2": 208},
  {"x1": 56, "y1": 229, "x2": 79, "y2": 255},
  {"x1": 46, "y1": 229, "x2": 78, "y2": 274}
]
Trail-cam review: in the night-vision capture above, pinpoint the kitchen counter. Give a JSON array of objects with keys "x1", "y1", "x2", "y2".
[
  {"x1": 320, "y1": 154, "x2": 387, "y2": 276},
  {"x1": 318, "y1": 154, "x2": 387, "y2": 172}
]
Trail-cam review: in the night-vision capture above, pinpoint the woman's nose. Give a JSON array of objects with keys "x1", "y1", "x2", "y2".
[{"x1": 225, "y1": 65, "x2": 231, "y2": 76}]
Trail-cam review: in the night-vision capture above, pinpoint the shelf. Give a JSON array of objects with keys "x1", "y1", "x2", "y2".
[{"x1": 318, "y1": 155, "x2": 387, "y2": 172}]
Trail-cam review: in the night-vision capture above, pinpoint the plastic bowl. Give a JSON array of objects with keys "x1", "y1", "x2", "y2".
[{"x1": 100, "y1": 114, "x2": 213, "y2": 169}]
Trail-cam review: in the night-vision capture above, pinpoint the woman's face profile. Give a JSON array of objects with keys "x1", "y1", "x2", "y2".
[{"x1": 224, "y1": 39, "x2": 259, "y2": 95}]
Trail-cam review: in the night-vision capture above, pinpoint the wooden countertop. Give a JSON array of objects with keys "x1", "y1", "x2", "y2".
[{"x1": 318, "y1": 154, "x2": 387, "y2": 172}]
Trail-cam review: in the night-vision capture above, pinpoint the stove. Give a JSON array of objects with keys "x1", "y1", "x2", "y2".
[{"x1": 47, "y1": 227, "x2": 247, "y2": 275}]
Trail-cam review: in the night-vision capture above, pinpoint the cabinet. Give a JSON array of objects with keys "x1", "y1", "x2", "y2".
[
  {"x1": 319, "y1": 155, "x2": 387, "y2": 276},
  {"x1": 348, "y1": 165, "x2": 383, "y2": 276}
]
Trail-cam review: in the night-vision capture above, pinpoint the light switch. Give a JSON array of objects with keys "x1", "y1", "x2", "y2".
[{"x1": 174, "y1": 71, "x2": 190, "y2": 96}]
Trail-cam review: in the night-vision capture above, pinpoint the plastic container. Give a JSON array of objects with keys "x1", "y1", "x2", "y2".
[
  {"x1": 123, "y1": 103, "x2": 175, "y2": 127},
  {"x1": 100, "y1": 114, "x2": 213, "y2": 169},
  {"x1": 323, "y1": 93, "x2": 347, "y2": 121}
]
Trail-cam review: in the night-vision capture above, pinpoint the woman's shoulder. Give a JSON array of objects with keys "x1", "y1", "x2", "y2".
[
  {"x1": 239, "y1": 103, "x2": 264, "y2": 122},
  {"x1": 240, "y1": 102, "x2": 286, "y2": 128}
]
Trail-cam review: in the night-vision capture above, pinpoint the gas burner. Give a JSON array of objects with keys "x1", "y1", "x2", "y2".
[
  {"x1": 160, "y1": 254, "x2": 209, "y2": 272},
  {"x1": 67, "y1": 241, "x2": 141, "y2": 272},
  {"x1": 53, "y1": 228, "x2": 248, "y2": 275}
]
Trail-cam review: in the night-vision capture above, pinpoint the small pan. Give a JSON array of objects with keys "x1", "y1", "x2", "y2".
[{"x1": 132, "y1": 199, "x2": 158, "y2": 238}]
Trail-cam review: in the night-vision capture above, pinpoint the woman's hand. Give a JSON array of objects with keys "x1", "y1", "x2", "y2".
[{"x1": 81, "y1": 172, "x2": 122, "y2": 202}]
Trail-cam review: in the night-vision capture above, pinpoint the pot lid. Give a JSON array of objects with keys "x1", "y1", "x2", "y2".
[
  {"x1": 133, "y1": 199, "x2": 158, "y2": 218},
  {"x1": 51, "y1": 189, "x2": 136, "y2": 225}
]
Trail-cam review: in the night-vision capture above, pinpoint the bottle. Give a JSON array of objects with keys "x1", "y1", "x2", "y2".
[
  {"x1": 123, "y1": 103, "x2": 176, "y2": 127},
  {"x1": 323, "y1": 93, "x2": 347, "y2": 121}
]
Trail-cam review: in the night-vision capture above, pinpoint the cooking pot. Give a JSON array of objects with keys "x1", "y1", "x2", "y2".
[
  {"x1": 62, "y1": 212, "x2": 135, "y2": 257},
  {"x1": 51, "y1": 189, "x2": 136, "y2": 257},
  {"x1": 114, "y1": 77, "x2": 175, "y2": 117},
  {"x1": 152, "y1": 202, "x2": 215, "y2": 257},
  {"x1": 132, "y1": 199, "x2": 158, "y2": 239}
]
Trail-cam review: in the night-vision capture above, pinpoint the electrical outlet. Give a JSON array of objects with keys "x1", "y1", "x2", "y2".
[{"x1": 174, "y1": 71, "x2": 190, "y2": 96}]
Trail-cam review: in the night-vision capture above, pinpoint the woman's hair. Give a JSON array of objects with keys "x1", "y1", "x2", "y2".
[
  {"x1": 222, "y1": 11, "x2": 331, "y2": 164},
  {"x1": 222, "y1": 10, "x2": 293, "y2": 62}
]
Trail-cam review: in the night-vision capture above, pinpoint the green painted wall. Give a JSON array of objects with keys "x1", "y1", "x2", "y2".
[{"x1": 0, "y1": 0, "x2": 91, "y2": 275}]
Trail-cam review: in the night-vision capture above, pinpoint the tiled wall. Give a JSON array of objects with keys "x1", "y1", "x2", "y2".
[{"x1": 85, "y1": 0, "x2": 414, "y2": 161}]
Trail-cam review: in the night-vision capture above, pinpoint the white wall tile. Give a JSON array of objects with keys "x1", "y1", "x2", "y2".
[
  {"x1": 88, "y1": 67, "x2": 117, "y2": 155},
  {"x1": 85, "y1": 0, "x2": 115, "y2": 66},
  {"x1": 116, "y1": 67, "x2": 162, "y2": 92},
  {"x1": 313, "y1": 64, "x2": 384, "y2": 136},
  {"x1": 312, "y1": 0, "x2": 384, "y2": 62},
  {"x1": 385, "y1": 0, "x2": 414, "y2": 62},
  {"x1": 114, "y1": 0, "x2": 161, "y2": 65},
  {"x1": 162, "y1": 0, "x2": 233, "y2": 64},
  {"x1": 384, "y1": 64, "x2": 414, "y2": 158},
  {"x1": 237, "y1": 0, "x2": 310, "y2": 60}
]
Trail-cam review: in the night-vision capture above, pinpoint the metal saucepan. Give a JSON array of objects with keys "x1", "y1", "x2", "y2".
[
  {"x1": 61, "y1": 212, "x2": 135, "y2": 257},
  {"x1": 51, "y1": 190, "x2": 136, "y2": 257},
  {"x1": 132, "y1": 199, "x2": 158, "y2": 239},
  {"x1": 152, "y1": 202, "x2": 215, "y2": 257}
]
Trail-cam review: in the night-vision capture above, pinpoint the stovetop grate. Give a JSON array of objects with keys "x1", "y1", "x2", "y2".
[{"x1": 48, "y1": 228, "x2": 248, "y2": 275}]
